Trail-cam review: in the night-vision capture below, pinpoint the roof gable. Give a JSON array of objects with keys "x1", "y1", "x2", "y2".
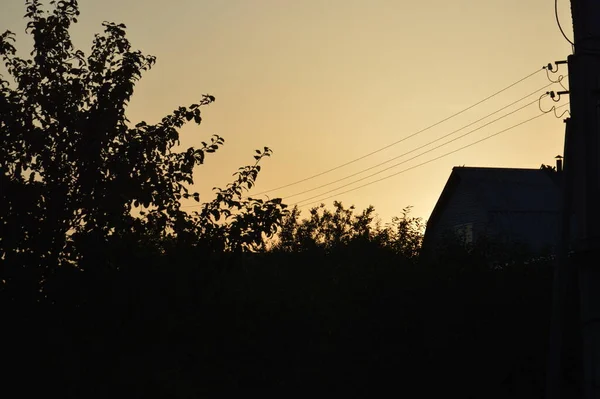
[
  {"x1": 427, "y1": 166, "x2": 561, "y2": 230},
  {"x1": 452, "y1": 167, "x2": 560, "y2": 213}
]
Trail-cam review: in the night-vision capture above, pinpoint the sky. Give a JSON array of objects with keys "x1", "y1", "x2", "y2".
[{"x1": 0, "y1": 0, "x2": 574, "y2": 223}]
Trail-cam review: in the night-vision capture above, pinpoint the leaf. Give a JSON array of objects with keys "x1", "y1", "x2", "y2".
[{"x1": 195, "y1": 151, "x2": 205, "y2": 164}]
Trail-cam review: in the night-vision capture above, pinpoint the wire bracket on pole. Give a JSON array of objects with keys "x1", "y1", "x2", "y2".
[
  {"x1": 544, "y1": 61, "x2": 569, "y2": 91},
  {"x1": 539, "y1": 91, "x2": 571, "y2": 119},
  {"x1": 545, "y1": 60, "x2": 568, "y2": 72}
]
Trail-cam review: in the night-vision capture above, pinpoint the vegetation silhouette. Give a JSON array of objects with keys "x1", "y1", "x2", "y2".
[{"x1": 0, "y1": 1, "x2": 578, "y2": 398}]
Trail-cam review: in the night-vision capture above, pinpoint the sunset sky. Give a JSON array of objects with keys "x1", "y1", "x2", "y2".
[{"x1": 0, "y1": 0, "x2": 574, "y2": 222}]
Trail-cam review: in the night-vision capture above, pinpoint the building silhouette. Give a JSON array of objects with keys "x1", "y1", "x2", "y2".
[{"x1": 423, "y1": 160, "x2": 564, "y2": 258}]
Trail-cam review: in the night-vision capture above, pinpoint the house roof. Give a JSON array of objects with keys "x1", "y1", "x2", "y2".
[{"x1": 427, "y1": 166, "x2": 562, "y2": 229}]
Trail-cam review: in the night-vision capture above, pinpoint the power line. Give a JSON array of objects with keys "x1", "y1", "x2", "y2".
[
  {"x1": 295, "y1": 103, "x2": 570, "y2": 208},
  {"x1": 290, "y1": 98, "x2": 544, "y2": 205},
  {"x1": 283, "y1": 82, "x2": 554, "y2": 200},
  {"x1": 251, "y1": 67, "x2": 545, "y2": 196},
  {"x1": 555, "y1": 0, "x2": 575, "y2": 47}
]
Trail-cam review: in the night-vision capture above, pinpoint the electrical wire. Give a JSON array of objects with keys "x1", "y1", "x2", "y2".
[
  {"x1": 545, "y1": 66, "x2": 569, "y2": 92},
  {"x1": 556, "y1": 0, "x2": 575, "y2": 46},
  {"x1": 250, "y1": 67, "x2": 544, "y2": 196},
  {"x1": 290, "y1": 98, "x2": 543, "y2": 205},
  {"x1": 283, "y1": 83, "x2": 554, "y2": 200},
  {"x1": 539, "y1": 91, "x2": 571, "y2": 118},
  {"x1": 295, "y1": 103, "x2": 570, "y2": 208}
]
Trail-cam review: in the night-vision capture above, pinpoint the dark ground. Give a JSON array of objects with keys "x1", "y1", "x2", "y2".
[{"x1": 3, "y1": 250, "x2": 569, "y2": 398}]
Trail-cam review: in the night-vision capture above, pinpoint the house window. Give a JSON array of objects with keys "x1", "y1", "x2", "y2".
[{"x1": 454, "y1": 223, "x2": 474, "y2": 244}]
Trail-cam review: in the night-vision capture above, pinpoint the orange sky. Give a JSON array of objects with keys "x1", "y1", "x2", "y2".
[{"x1": 0, "y1": 0, "x2": 574, "y2": 222}]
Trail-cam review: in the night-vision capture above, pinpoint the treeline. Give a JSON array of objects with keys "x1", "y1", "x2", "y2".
[{"x1": 1, "y1": 2, "x2": 567, "y2": 398}]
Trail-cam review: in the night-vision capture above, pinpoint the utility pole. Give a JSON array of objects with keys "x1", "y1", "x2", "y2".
[
  {"x1": 567, "y1": 1, "x2": 600, "y2": 398},
  {"x1": 547, "y1": 119, "x2": 581, "y2": 399}
]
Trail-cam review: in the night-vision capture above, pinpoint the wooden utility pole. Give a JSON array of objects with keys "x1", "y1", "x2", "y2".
[{"x1": 567, "y1": 1, "x2": 600, "y2": 398}]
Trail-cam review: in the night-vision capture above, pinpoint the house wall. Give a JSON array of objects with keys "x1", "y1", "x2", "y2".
[
  {"x1": 487, "y1": 210, "x2": 560, "y2": 254},
  {"x1": 424, "y1": 168, "x2": 563, "y2": 258},
  {"x1": 427, "y1": 179, "x2": 488, "y2": 248},
  {"x1": 425, "y1": 181, "x2": 561, "y2": 255}
]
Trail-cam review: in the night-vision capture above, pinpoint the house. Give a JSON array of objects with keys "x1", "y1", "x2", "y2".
[{"x1": 422, "y1": 162, "x2": 563, "y2": 257}]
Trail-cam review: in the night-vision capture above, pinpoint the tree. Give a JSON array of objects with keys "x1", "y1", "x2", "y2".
[
  {"x1": 274, "y1": 202, "x2": 423, "y2": 261},
  {"x1": 0, "y1": 0, "x2": 287, "y2": 300},
  {"x1": 381, "y1": 206, "x2": 424, "y2": 260},
  {"x1": 274, "y1": 202, "x2": 374, "y2": 252}
]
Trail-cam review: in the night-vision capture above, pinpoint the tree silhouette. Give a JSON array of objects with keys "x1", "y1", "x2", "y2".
[
  {"x1": 274, "y1": 202, "x2": 423, "y2": 260},
  {"x1": 0, "y1": 0, "x2": 287, "y2": 301}
]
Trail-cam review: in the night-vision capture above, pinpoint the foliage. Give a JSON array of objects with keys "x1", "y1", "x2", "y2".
[
  {"x1": 0, "y1": 0, "x2": 287, "y2": 300},
  {"x1": 173, "y1": 147, "x2": 288, "y2": 253},
  {"x1": 379, "y1": 206, "x2": 424, "y2": 259},
  {"x1": 274, "y1": 202, "x2": 424, "y2": 260},
  {"x1": 540, "y1": 163, "x2": 557, "y2": 171}
]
